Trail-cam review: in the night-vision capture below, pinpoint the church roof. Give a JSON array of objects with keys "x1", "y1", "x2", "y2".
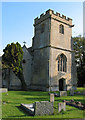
[
  {"x1": 22, "y1": 45, "x2": 33, "y2": 56},
  {"x1": 27, "y1": 47, "x2": 33, "y2": 56}
]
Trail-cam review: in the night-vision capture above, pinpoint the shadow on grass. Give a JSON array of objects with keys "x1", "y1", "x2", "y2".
[
  {"x1": 15, "y1": 106, "x2": 32, "y2": 117},
  {"x1": 55, "y1": 98, "x2": 85, "y2": 104},
  {"x1": 25, "y1": 97, "x2": 49, "y2": 101},
  {"x1": 8, "y1": 115, "x2": 27, "y2": 118},
  {"x1": 15, "y1": 90, "x2": 49, "y2": 97}
]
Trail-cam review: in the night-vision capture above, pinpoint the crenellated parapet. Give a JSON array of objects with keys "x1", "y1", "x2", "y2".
[{"x1": 34, "y1": 9, "x2": 72, "y2": 26}]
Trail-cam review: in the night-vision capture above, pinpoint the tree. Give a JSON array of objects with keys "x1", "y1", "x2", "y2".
[
  {"x1": 2, "y1": 42, "x2": 27, "y2": 90},
  {"x1": 73, "y1": 36, "x2": 85, "y2": 87}
]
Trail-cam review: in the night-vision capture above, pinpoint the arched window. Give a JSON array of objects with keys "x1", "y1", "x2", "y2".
[
  {"x1": 59, "y1": 24, "x2": 64, "y2": 34},
  {"x1": 57, "y1": 54, "x2": 67, "y2": 72}
]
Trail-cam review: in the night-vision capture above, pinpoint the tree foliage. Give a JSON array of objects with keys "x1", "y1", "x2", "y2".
[
  {"x1": 73, "y1": 36, "x2": 85, "y2": 86},
  {"x1": 2, "y1": 42, "x2": 27, "y2": 90}
]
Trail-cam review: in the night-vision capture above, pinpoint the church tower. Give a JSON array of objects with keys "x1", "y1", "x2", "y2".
[{"x1": 30, "y1": 9, "x2": 77, "y2": 91}]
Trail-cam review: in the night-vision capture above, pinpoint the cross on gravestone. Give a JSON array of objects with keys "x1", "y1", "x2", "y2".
[
  {"x1": 50, "y1": 94, "x2": 54, "y2": 102},
  {"x1": 58, "y1": 102, "x2": 66, "y2": 112}
]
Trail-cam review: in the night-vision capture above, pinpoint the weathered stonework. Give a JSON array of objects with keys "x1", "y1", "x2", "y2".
[
  {"x1": 34, "y1": 101, "x2": 54, "y2": 116},
  {"x1": 58, "y1": 102, "x2": 66, "y2": 112},
  {"x1": 50, "y1": 94, "x2": 54, "y2": 102},
  {"x1": 21, "y1": 101, "x2": 54, "y2": 116},
  {"x1": 2, "y1": 9, "x2": 77, "y2": 91},
  {"x1": 30, "y1": 9, "x2": 77, "y2": 91},
  {"x1": 59, "y1": 91, "x2": 67, "y2": 96}
]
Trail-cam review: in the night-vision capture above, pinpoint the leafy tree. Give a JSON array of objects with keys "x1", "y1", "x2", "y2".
[
  {"x1": 2, "y1": 42, "x2": 27, "y2": 90},
  {"x1": 73, "y1": 36, "x2": 85, "y2": 87}
]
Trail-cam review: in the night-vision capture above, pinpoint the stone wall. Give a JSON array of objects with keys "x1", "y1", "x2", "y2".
[
  {"x1": 50, "y1": 18, "x2": 72, "y2": 50},
  {"x1": 2, "y1": 46, "x2": 32, "y2": 90},
  {"x1": 22, "y1": 46, "x2": 32, "y2": 88},
  {"x1": 2, "y1": 9, "x2": 77, "y2": 91},
  {"x1": 2, "y1": 68, "x2": 21, "y2": 90},
  {"x1": 2, "y1": 68, "x2": 10, "y2": 89},
  {"x1": 31, "y1": 9, "x2": 77, "y2": 91},
  {"x1": 30, "y1": 47, "x2": 50, "y2": 91},
  {"x1": 9, "y1": 70, "x2": 21, "y2": 90},
  {"x1": 49, "y1": 48, "x2": 73, "y2": 91}
]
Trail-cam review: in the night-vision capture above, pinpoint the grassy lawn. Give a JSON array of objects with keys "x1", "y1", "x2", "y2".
[{"x1": 2, "y1": 87, "x2": 85, "y2": 119}]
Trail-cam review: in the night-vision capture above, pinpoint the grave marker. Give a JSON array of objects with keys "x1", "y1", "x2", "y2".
[
  {"x1": 59, "y1": 91, "x2": 67, "y2": 97},
  {"x1": 58, "y1": 102, "x2": 66, "y2": 112},
  {"x1": 70, "y1": 89, "x2": 74, "y2": 96},
  {"x1": 50, "y1": 94, "x2": 54, "y2": 102}
]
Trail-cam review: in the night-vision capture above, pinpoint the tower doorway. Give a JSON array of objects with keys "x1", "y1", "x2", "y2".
[{"x1": 59, "y1": 78, "x2": 66, "y2": 91}]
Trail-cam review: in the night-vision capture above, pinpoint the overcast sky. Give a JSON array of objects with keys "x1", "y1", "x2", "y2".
[{"x1": 1, "y1": 2, "x2": 83, "y2": 55}]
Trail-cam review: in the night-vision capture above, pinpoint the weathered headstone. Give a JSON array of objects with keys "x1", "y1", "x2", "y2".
[
  {"x1": 21, "y1": 101, "x2": 54, "y2": 116},
  {"x1": 59, "y1": 91, "x2": 67, "y2": 97},
  {"x1": 70, "y1": 89, "x2": 74, "y2": 96},
  {"x1": 50, "y1": 94, "x2": 54, "y2": 102},
  {"x1": 0, "y1": 88, "x2": 8, "y2": 93},
  {"x1": 58, "y1": 102, "x2": 66, "y2": 112},
  {"x1": 34, "y1": 101, "x2": 54, "y2": 115}
]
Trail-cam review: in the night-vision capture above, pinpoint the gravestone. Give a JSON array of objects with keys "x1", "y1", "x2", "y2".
[
  {"x1": 58, "y1": 102, "x2": 66, "y2": 112},
  {"x1": 21, "y1": 101, "x2": 54, "y2": 116},
  {"x1": 34, "y1": 101, "x2": 54, "y2": 116},
  {"x1": 50, "y1": 94, "x2": 54, "y2": 102},
  {"x1": 0, "y1": 88, "x2": 8, "y2": 93},
  {"x1": 59, "y1": 91, "x2": 67, "y2": 97},
  {"x1": 70, "y1": 89, "x2": 74, "y2": 96}
]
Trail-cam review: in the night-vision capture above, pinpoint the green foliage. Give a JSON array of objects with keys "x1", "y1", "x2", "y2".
[
  {"x1": 73, "y1": 36, "x2": 85, "y2": 87},
  {"x1": 2, "y1": 87, "x2": 84, "y2": 118},
  {"x1": 2, "y1": 42, "x2": 23, "y2": 73},
  {"x1": 2, "y1": 42, "x2": 27, "y2": 90}
]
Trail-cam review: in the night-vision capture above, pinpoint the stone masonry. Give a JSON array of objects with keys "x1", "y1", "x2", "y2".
[
  {"x1": 2, "y1": 9, "x2": 77, "y2": 91},
  {"x1": 29, "y1": 9, "x2": 77, "y2": 91}
]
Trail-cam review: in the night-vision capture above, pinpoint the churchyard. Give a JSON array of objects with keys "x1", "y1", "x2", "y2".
[{"x1": 2, "y1": 87, "x2": 85, "y2": 119}]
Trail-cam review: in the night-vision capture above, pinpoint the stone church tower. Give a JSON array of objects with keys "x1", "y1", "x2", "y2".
[
  {"x1": 2, "y1": 9, "x2": 77, "y2": 91},
  {"x1": 30, "y1": 9, "x2": 77, "y2": 91}
]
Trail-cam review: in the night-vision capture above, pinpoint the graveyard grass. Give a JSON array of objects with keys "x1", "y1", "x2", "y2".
[{"x1": 2, "y1": 87, "x2": 85, "y2": 119}]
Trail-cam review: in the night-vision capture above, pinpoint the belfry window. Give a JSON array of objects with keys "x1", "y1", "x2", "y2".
[
  {"x1": 59, "y1": 24, "x2": 64, "y2": 34},
  {"x1": 57, "y1": 54, "x2": 67, "y2": 72},
  {"x1": 41, "y1": 24, "x2": 45, "y2": 33}
]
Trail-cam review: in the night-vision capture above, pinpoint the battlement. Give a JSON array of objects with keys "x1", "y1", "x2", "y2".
[{"x1": 34, "y1": 9, "x2": 72, "y2": 26}]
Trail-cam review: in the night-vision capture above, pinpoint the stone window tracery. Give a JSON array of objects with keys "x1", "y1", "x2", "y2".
[{"x1": 57, "y1": 54, "x2": 67, "y2": 72}]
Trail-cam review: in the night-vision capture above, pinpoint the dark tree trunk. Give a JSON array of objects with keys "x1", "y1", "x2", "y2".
[{"x1": 17, "y1": 71, "x2": 27, "y2": 91}]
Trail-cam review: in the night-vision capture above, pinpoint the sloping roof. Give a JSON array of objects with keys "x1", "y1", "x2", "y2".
[
  {"x1": 22, "y1": 45, "x2": 34, "y2": 56},
  {"x1": 28, "y1": 47, "x2": 34, "y2": 56}
]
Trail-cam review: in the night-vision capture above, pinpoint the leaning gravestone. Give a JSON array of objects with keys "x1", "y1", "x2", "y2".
[
  {"x1": 50, "y1": 94, "x2": 54, "y2": 102},
  {"x1": 58, "y1": 102, "x2": 66, "y2": 112},
  {"x1": 70, "y1": 89, "x2": 74, "y2": 96},
  {"x1": 21, "y1": 101, "x2": 54, "y2": 116},
  {"x1": 59, "y1": 91, "x2": 67, "y2": 97}
]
